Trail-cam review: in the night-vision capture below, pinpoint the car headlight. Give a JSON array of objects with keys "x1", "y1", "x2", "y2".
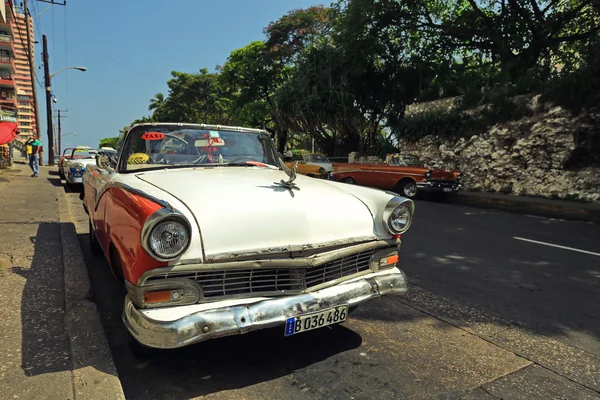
[
  {"x1": 456, "y1": 173, "x2": 463, "y2": 181},
  {"x1": 383, "y1": 197, "x2": 415, "y2": 235},
  {"x1": 74, "y1": 164, "x2": 83, "y2": 172},
  {"x1": 425, "y1": 169, "x2": 432, "y2": 179},
  {"x1": 142, "y1": 209, "x2": 191, "y2": 260},
  {"x1": 318, "y1": 167, "x2": 325, "y2": 173}
]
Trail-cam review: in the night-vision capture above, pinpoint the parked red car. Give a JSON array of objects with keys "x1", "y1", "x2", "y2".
[{"x1": 333, "y1": 153, "x2": 462, "y2": 198}]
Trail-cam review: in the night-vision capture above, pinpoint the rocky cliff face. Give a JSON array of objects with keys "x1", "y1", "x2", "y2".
[{"x1": 396, "y1": 96, "x2": 600, "y2": 202}]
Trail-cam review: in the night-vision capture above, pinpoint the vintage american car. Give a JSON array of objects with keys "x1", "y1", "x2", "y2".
[
  {"x1": 82, "y1": 123, "x2": 414, "y2": 351},
  {"x1": 64, "y1": 147, "x2": 98, "y2": 185},
  {"x1": 333, "y1": 153, "x2": 463, "y2": 198},
  {"x1": 58, "y1": 147, "x2": 76, "y2": 179},
  {"x1": 284, "y1": 152, "x2": 333, "y2": 179}
]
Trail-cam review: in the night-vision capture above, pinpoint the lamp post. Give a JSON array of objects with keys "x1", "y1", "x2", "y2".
[
  {"x1": 43, "y1": 34, "x2": 86, "y2": 166},
  {"x1": 57, "y1": 132, "x2": 76, "y2": 157}
]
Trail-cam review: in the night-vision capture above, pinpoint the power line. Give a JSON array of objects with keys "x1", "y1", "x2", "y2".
[
  {"x1": 51, "y1": 3, "x2": 55, "y2": 71},
  {"x1": 52, "y1": 37, "x2": 159, "y2": 77},
  {"x1": 63, "y1": 5, "x2": 68, "y2": 106}
]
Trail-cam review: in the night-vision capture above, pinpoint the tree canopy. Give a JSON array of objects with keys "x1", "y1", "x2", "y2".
[{"x1": 132, "y1": 0, "x2": 599, "y2": 155}]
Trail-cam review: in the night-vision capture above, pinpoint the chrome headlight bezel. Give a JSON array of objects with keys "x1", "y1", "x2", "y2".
[
  {"x1": 425, "y1": 169, "x2": 433, "y2": 180},
  {"x1": 73, "y1": 163, "x2": 83, "y2": 172},
  {"x1": 141, "y1": 208, "x2": 192, "y2": 261},
  {"x1": 382, "y1": 197, "x2": 415, "y2": 235}
]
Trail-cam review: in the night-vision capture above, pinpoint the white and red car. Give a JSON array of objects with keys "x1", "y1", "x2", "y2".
[{"x1": 82, "y1": 123, "x2": 414, "y2": 351}]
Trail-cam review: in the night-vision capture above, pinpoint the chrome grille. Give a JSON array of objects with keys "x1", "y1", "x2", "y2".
[
  {"x1": 305, "y1": 250, "x2": 374, "y2": 287},
  {"x1": 146, "y1": 249, "x2": 376, "y2": 299}
]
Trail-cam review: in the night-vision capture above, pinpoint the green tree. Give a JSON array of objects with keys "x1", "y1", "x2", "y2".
[
  {"x1": 151, "y1": 69, "x2": 232, "y2": 125},
  {"x1": 148, "y1": 92, "x2": 165, "y2": 111},
  {"x1": 99, "y1": 137, "x2": 119, "y2": 148}
]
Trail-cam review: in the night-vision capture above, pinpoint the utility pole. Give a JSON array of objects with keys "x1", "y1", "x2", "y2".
[
  {"x1": 53, "y1": 109, "x2": 67, "y2": 156},
  {"x1": 58, "y1": 110, "x2": 62, "y2": 156},
  {"x1": 23, "y1": 0, "x2": 40, "y2": 139},
  {"x1": 56, "y1": 109, "x2": 69, "y2": 156},
  {"x1": 42, "y1": 35, "x2": 55, "y2": 166}
]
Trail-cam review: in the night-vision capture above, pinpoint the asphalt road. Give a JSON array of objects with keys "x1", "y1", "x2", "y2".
[{"x1": 60, "y1": 180, "x2": 600, "y2": 400}]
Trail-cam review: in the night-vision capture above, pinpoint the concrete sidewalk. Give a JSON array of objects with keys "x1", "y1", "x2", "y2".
[
  {"x1": 444, "y1": 190, "x2": 600, "y2": 223},
  {"x1": 0, "y1": 165, "x2": 124, "y2": 399}
]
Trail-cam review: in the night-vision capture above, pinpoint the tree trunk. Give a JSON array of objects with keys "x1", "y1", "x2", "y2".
[{"x1": 276, "y1": 129, "x2": 288, "y2": 153}]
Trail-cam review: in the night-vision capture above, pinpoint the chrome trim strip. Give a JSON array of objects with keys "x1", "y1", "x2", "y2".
[
  {"x1": 129, "y1": 122, "x2": 269, "y2": 134},
  {"x1": 124, "y1": 268, "x2": 408, "y2": 349},
  {"x1": 137, "y1": 239, "x2": 399, "y2": 285},
  {"x1": 332, "y1": 169, "x2": 425, "y2": 177},
  {"x1": 94, "y1": 180, "x2": 173, "y2": 212},
  {"x1": 141, "y1": 208, "x2": 193, "y2": 262},
  {"x1": 204, "y1": 235, "x2": 389, "y2": 263},
  {"x1": 382, "y1": 197, "x2": 415, "y2": 235}
]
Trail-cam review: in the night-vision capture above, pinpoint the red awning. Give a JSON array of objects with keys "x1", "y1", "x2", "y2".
[{"x1": 0, "y1": 122, "x2": 18, "y2": 145}]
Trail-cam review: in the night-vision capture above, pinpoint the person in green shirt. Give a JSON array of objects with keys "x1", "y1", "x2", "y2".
[{"x1": 25, "y1": 134, "x2": 42, "y2": 177}]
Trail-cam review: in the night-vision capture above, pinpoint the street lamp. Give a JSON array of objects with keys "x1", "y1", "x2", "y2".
[
  {"x1": 55, "y1": 132, "x2": 77, "y2": 157},
  {"x1": 50, "y1": 66, "x2": 87, "y2": 79},
  {"x1": 43, "y1": 34, "x2": 86, "y2": 166}
]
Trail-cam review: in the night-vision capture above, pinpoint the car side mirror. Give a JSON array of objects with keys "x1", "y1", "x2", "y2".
[{"x1": 96, "y1": 154, "x2": 115, "y2": 170}]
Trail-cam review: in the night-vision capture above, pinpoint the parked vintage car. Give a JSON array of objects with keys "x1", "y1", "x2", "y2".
[
  {"x1": 283, "y1": 152, "x2": 333, "y2": 179},
  {"x1": 63, "y1": 147, "x2": 98, "y2": 185},
  {"x1": 58, "y1": 147, "x2": 77, "y2": 179},
  {"x1": 82, "y1": 123, "x2": 415, "y2": 351},
  {"x1": 333, "y1": 153, "x2": 463, "y2": 198}
]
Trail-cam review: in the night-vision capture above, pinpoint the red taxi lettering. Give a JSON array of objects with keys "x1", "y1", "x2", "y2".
[{"x1": 141, "y1": 132, "x2": 165, "y2": 141}]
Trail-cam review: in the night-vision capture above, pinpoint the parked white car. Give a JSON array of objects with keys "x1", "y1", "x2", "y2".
[
  {"x1": 82, "y1": 123, "x2": 415, "y2": 352},
  {"x1": 64, "y1": 147, "x2": 98, "y2": 185}
]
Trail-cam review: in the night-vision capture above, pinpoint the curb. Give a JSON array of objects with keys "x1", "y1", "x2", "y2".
[
  {"x1": 445, "y1": 191, "x2": 600, "y2": 223},
  {"x1": 57, "y1": 189, "x2": 126, "y2": 400}
]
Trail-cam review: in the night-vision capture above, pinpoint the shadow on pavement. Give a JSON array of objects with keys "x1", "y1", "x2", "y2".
[
  {"x1": 12, "y1": 222, "x2": 117, "y2": 378},
  {"x1": 46, "y1": 175, "x2": 81, "y2": 193},
  {"x1": 12, "y1": 223, "x2": 71, "y2": 376}
]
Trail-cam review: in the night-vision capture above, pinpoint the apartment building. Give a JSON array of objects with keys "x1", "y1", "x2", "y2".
[{"x1": 0, "y1": 0, "x2": 37, "y2": 142}]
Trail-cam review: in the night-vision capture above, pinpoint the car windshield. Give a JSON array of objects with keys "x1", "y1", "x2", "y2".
[
  {"x1": 305, "y1": 154, "x2": 330, "y2": 163},
  {"x1": 70, "y1": 149, "x2": 97, "y2": 159},
  {"x1": 120, "y1": 125, "x2": 281, "y2": 172},
  {"x1": 390, "y1": 154, "x2": 425, "y2": 167}
]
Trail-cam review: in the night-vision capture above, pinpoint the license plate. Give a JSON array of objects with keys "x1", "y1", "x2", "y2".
[
  {"x1": 284, "y1": 305, "x2": 349, "y2": 336},
  {"x1": 443, "y1": 188, "x2": 453, "y2": 192}
]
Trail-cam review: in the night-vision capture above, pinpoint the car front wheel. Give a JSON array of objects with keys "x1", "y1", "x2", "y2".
[{"x1": 396, "y1": 180, "x2": 417, "y2": 198}]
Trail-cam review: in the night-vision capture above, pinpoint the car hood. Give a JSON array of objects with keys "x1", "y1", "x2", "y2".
[{"x1": 136, "y1": 167, "x2": 378, "y2": 260}]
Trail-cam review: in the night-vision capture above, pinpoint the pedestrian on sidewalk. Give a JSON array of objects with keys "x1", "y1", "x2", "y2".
[{"x1": 25, "y1": 134, "x2": 42, "y2": 177}]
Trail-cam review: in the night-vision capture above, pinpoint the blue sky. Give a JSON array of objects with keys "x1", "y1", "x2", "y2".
[{"x1": 33, "y1": 0, "x2": 322, "y2": 151}]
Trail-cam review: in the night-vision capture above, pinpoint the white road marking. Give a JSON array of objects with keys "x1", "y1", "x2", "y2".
[{"x1": 513, "y1": 237, "x2": 600, "y2": 257}]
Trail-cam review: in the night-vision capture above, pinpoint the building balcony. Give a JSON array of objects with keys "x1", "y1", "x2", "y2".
[
  {"x1": 0, "y1": 22, "x2": 12, "y2": 35},
  {"x1": 0, "y1": 37, "x2": 14, "y2": 53},
  {"x1": 0, "y1": 76, "x2": 15, "y2": 89},
  {"x1": 0, "y1": 57, "x2": 15, "y2": 73}
]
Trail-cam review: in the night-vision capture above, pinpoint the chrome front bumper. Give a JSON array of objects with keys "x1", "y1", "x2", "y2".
[
  {"x1": 124, "y1": 268, "x2": 408, "y2": 349},
  {"x1": 417, "y1": 180, "x2": 461, "y2": 192}
]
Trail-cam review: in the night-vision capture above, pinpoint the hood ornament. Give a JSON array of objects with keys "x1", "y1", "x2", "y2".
[{"x1": 274, "y1": 159, "x2": 300, "y2": 191}]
